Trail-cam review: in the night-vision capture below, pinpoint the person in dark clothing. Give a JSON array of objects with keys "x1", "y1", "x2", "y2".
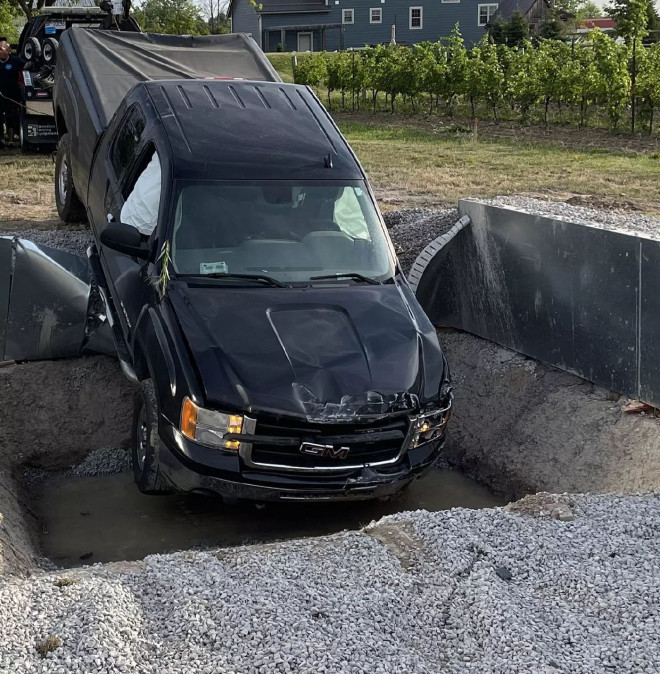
[{"x1": 0, "y1": 40, "x2": 23, "y2": 145}]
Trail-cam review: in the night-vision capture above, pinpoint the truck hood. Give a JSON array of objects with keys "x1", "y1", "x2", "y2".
[{"x1": 168, "y1": 281, "x2": 446, "y2": 422}]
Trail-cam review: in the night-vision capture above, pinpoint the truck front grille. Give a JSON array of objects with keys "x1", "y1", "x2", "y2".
[{"x1": 241, "y1": 417, "x2": 412, "y2": 473}]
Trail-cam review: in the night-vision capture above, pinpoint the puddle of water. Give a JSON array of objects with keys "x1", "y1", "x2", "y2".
[{"x1": 34, "y1": 469, "x2": 503, "y2": 568}]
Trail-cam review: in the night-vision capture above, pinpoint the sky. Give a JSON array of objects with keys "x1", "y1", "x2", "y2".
[{"x1": 592, "y1": 0, "x2": 660, "y2": 12}]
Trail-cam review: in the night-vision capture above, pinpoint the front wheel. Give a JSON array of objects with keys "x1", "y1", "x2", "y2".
[
  {"x1": 132, "y1": 379, "x2": 170, "y2": 495},
  {"x1": 54, "y1": 132, "x2": 86, "y2": 223}
]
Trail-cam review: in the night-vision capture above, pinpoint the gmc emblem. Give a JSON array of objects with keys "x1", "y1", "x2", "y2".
[{"x1": 299, "y1": 442, "x2": 351, "y2": 460}]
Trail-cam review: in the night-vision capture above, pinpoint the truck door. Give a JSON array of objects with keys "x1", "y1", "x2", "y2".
[{"x1": 90, "y1": 104, "x2": 158, "y2": 341}]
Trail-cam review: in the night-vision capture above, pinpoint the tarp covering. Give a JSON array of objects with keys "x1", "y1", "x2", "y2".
[{"x1": 63, "y1": 28, "x2": 281, "y2": 129}]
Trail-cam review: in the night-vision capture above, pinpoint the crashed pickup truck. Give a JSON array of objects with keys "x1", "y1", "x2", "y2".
[{"x1": 53, "y1": 28, "x2": 452, "y2": 501}]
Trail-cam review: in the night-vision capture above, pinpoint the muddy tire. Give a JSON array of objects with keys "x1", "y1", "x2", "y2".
[
  {"x1": 55, "y1": 133, "x2": 86, "y2": 224},
  {"x1": 132, "y1": 379, "x2": 170, "y2": 495}
]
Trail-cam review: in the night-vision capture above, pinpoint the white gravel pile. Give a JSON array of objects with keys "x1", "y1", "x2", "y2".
[
  {"x1": 1, "y1": 493, "x2": 658, "y2": 673},
  {"x1": 1, "y1": 229, "x2": 93, "y2": 257},
  {"x1": 482, "y1": 196, "x2": 660, "y2": 241},
  {"x1": 384, "y1": 208, "x2": 458, "y2": 272}
]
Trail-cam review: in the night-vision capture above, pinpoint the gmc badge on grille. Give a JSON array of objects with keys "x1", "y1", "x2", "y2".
[{"x1": 299, "y1": 442, "x2": 350, "y2": 460}]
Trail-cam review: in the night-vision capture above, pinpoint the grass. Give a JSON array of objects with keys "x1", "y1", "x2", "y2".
[
  {"x1": 266, "y1": 53, "x2": 295, "y2": 83},
  {"x1": 35, "y1": 635, "x2": 62, "y2": 658},
  {"x1": 335, "y1": 120, "x2": 660, "y2": 211},
  {"x1": 0, "y1": 151, "x2": 59, "y2": 227}
]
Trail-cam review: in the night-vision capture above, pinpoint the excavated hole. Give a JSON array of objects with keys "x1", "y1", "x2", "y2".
[{"x1": 1, "y1": 329, "x2": 659, "y2": 575}]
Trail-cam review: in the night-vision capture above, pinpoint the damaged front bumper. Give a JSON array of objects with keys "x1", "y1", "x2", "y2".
[{"x1": 156, "y1": 418, "x2": 445, "y2": 502}]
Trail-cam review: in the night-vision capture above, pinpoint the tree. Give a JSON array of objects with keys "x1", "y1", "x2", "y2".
[
  {"x1": 577, "y1": 1, "x2": 604, "y2": 19},
  {"x1": 606, "y1": 0, "x2": 651, "y2": 42},
  {"x1": 9, "y1": 0, "x2": 56, "y2": 21},
  {"x1": 506, "y1": 11, "x2": 530, "y2": 47},
  {"x1": 133, "y1": 0, "x2": 209, "y2": 35},
  {"x1": 539, "y1": 8, "x2": 569, "y2": 39},
  {"x1": 201, "y1": 0, "x2": 230, "y2": 34},
  {"x1": 0, "y1": 1, "x2": 21, "y2": 41},
  {"x1": 487, "y1": 15, "x2": 508, "y2": 44}
]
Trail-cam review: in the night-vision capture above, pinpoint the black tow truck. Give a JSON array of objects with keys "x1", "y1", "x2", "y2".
[
  {"x1": 15, "y1": 1, "x2": 139, "y2": 151},
  {"x1": 53, "y1": 28, "x2": 452, "y2": 501}
]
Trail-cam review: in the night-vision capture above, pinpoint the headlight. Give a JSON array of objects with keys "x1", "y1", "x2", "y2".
[
  {"x1": 180, "y1": 397, "x2": 244, "y2": 450},
  {"x1": 410, "y1": 395, "x2": 452, "y2": 448}
]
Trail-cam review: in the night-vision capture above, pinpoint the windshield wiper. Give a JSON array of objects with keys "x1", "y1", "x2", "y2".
[
  {"x1": 180, "y1": 273, "x2": 287, "y2": 288},
  {"x1": 309, "y1": 273, "x2": 381, "y2": 285}
]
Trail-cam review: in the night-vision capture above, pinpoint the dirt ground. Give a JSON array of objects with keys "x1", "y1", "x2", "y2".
[
  {"x1": 0, "y1": 357, "x2": 137, "y2": 575},
  {"x1": 440, "y1": 330, "x2": 660, "y2": 500}
]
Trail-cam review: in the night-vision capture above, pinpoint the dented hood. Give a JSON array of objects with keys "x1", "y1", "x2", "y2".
[{"x1": 168, "y1": 280, "x2": 446, "y2": 421}]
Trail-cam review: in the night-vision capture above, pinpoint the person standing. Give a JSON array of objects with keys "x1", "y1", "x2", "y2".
[{"x1": 0, "y1": 39, "x2": 23, "y2": 146}]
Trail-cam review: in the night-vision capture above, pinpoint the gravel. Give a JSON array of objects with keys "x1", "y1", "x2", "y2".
[
  {"x1": 0, "y1": 493, "x2": 658, "y2": 673},
  {"x1": 481, "y1": 196, "x2": 660, "y2": 241},
  {"x1": 384, "y1": 208, "x2": 458, "y2": 273},
  {"x1": 1, "y1": 229, "x2": 93, "y2": 257},
  {"x1": 71, "y1": 447, "x2": 131, "y2": 477}
]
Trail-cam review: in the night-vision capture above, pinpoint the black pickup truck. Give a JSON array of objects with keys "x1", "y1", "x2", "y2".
[{"x1": 53, "y1": 28, "x2": 452, "y2": 502}]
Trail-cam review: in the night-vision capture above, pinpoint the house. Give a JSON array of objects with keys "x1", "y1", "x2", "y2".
[
  {"x1": 228, "y1": 0, "x2": 500, "y2": 51},
  {"x1": 575, "y1": 17, "x2": 616, "y2": 34},
  {"x1": 490, "y1": 0, "x2": 550, "y2": 32}
]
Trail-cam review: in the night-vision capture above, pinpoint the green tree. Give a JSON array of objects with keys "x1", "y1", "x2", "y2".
[
  {"x1": 606, "y1": 0, "x2": 651, "y2": 42},
  {"x1": 590, "y1": 29, "x2": 631, "y2": 128},
  {"x1": 133, "y1": 0, "x2": 209, "y2": 35},
  {"x1": 443, "y1": 24, "x2": 469, "y2": 115},
  {"x1": 506, "y1": 11, "x2": 530, "y2": 47},
  {"x1": 539, "y1": 9, "x2": 570, "y2": 40},
  {"x1": 487, "y1": 15, "x2": 508, "y2": 44},
  {"x1": 637, "y1": 40, "x2": 660, "y2": 130},
  {"x1": 0, "y1": 1, "x2": 21, "y2": 42},
  {"x1": 9, "y1": 0, "x2": 55, "y2": 22},
  {"x1": 577, "y1": 1, "x2": 604, "y2": 19}
]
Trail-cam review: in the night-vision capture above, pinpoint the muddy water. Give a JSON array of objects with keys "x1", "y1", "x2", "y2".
[{"x1": 35, "y1": 469, "x2": 503, "y2": 568}]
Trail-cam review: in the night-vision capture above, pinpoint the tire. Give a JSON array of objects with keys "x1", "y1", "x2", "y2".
[
  {"x1": 132, "y1": 379, "x2": 170, "y2": 495},
  {"x1": 54, "y1": 133, "x2": 86, "y2": 223},
  {"x1": 22, "y1": 37, "x2": 41, "y2": 63},
  {"x1": 42, "y1": 38, "x2": 58, "y2": 64}
]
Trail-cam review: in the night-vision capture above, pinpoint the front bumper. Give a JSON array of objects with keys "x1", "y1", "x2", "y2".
[{"x1": 156, "y1": 419, "x2": 445, "y2": 502}]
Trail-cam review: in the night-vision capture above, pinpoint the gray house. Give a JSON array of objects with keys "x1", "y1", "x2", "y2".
[{"x1": 228, "y1": 0, "x2": 499, "y2": 52}]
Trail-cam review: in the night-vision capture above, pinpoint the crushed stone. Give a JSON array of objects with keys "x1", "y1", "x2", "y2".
[
  {"x1": 71, "y1": 447, "x2": 131, "y2": 478},
  {"x1": 0, "y1": 494, "x2": 658, "y2": 673},
  {"x1": 481, "y1": 195, "x2": 660, "y2": 241},
  {"x1": 0, "y1": 229, "x2": 93, "y2": 257},
  {"x1": 384, "y1": 208, "x2": 458, "y2": 273}
]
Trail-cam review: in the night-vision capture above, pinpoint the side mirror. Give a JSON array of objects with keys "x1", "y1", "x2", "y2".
[{"x1": 100, "y1": 222, "x2": 151, "y2": 260}]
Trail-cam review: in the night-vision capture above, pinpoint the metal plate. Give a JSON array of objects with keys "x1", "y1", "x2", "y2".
[
  {"x1": 4, "y1": 239, "x2": 92, "y2": 361},
  {"x1": 416, "y1": 200, "x2": 660, "y2": 405},
  {"x1": 0, "y1": 237, "x2": 13, "y2": 357}
]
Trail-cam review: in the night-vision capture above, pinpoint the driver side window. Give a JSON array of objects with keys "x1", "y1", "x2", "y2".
[{"x1": 120, "y1": 147, "x2": 161, "y2": 236}]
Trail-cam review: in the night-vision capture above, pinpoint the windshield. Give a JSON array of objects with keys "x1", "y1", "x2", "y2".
[{"x1": 171, "y1": 181, "x2": 395, "y2": 283}]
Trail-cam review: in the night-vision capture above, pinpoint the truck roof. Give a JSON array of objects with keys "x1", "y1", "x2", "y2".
[
  {"x1": 59, "y1": 27, "x2": 280, "y2": 131},
  {"x1": 143, "y1": 79, "x2": 364, "y2": 182}
]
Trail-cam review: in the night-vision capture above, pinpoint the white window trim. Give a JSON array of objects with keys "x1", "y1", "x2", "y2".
[
  {"x1": 297, "y1": 31, "x2": 313, "y2": 52},
  {"x1": 342, "y1": 8, "x2": 354, "y2": 24},
  {"x1": 442, "y1": 0, "x2": 461, "y2": 3},
  {"x1": 409, "y1": 6, "x2": 423, "y2": 30},
  {"x1": 370, "y1": 7, "x2": 382, "y2": 23},
  {"x1": 478, "y1": 3, "x2": 498, "y2": 26}
]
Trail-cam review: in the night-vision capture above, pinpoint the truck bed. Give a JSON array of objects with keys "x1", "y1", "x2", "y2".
[{"x1": 54, "y1": 27, "x2": 281, "y2": 208}]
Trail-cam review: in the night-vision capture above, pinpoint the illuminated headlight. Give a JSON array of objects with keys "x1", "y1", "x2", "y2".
[
  {"x1": 410, "y1": 392, "x2": 452, "y2": 448},
  {"x1": 180, "y1": 397, "x2": 244, "y2": 450}
]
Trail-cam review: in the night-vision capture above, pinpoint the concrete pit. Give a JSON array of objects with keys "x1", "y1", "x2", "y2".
[{"x1": 1, "y1": 327, "x2": 658, "y2": 575}]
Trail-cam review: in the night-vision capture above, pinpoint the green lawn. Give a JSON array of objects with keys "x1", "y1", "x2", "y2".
[{"x1": 334, "y1": 120, "x2": 660, "y2": 212}]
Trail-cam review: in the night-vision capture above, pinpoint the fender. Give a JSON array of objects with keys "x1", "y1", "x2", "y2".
[{"x1": 132, "y1": 299, "x2": 204, "y2": 428}]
